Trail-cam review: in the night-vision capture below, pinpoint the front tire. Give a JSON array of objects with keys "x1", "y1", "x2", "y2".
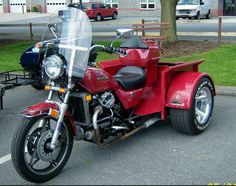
[
  {"x1": 11, "y1": 116, "x2": 74, "y2": 183},
  {"x1": 95, "y1": 14, "x2": 102, "y2": 21},
  {"x1": 170, "y1": 77, "x2": 214, "y2": 135}
]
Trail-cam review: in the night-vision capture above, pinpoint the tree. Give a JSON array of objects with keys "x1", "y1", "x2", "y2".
[{"x1": 160, "y1": 0, "x2": 179, "y2": 43}]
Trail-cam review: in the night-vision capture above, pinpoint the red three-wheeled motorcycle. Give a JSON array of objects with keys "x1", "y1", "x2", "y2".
[{"x1": 11, "y1": 8, "x2": 215, "y2": 183}]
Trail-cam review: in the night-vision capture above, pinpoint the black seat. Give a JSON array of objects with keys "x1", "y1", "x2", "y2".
[{"x1": 113, "y1": 66, "x2": 146, "y2": 90}]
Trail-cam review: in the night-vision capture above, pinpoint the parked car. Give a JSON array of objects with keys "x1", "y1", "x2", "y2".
[
  {"x1": 68, "y1": 2, "x2": 118, "y2": 21},
  {"x1": 176, "y1": 0, "x2": 211, "y2": 19}
]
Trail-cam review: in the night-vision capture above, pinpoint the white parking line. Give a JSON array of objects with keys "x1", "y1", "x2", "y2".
[{"x1": 0, "y1": 154, "x2": 11, "y2": 165}]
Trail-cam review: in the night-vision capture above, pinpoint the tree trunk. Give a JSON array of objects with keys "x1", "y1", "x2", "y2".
[{"x1": 160, "y1": 0, "x2": 178, "y2": 43}]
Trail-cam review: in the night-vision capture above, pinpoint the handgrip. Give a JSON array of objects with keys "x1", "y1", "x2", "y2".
[{"x1": 104, "y1": 47, "x2": 126, "y2": 55}]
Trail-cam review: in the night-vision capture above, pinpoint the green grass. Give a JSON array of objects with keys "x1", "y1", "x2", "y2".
[
  {"x1": 96, "y1": 40, "x2": 120, "y2": 62},
  {"x1": 0, "y1": 40, "x2": 118, "y2": 72},
  {"x1": 162, "y1": 44, "x2": 236, "y2": 86},
  {"x1": 0, "y1": 40, "x2": 236, "y2": 86},
  {"x1": 0, "y1": 41, "x2": 34, "y2": 72}
]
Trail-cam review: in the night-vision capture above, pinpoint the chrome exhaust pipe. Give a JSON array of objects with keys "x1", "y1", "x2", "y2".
[
  {"x1": 92, "y1": 106, "x2": 160, "y2": 149},
  {"x1": 93, "y1": 106, "x2": 144, "y2": 149},
  {"x1": 92, "y1": 106, "x2": 105, "y2": 148}
]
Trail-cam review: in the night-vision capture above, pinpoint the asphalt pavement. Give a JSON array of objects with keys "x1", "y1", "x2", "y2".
[{"x1": 0, "y1": 85, "x2": 236, "y2": 185}]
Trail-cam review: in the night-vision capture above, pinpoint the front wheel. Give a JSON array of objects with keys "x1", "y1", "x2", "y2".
[
  {"x1": 11, "y1": 116, "x2": 74, "y2": 183},
  {"x1": 95, "y1": 14, "x2": 102, "y2": 21},
  {"x1": 170, "y1": 77, "x2": 214, "y2": 135}
]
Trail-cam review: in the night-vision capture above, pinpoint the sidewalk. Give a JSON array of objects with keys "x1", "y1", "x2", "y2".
[
  {"x1": 216, "y1": 86, "x2": 236, "y2": 96},
  {"x1": 0, "y1": 13, "x2": 51, "y2": 24}
]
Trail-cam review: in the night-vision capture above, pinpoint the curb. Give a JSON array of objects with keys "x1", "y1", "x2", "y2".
[{"x1": 215, "y1": 86, "x2": 236, "y2": 96}]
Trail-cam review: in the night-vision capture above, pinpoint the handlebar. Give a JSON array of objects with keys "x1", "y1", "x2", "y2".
[
  {"x1": 89, "y1": 45, "x2": 126, "y2": 56},
  {"x1": 104, "y1": 46, "x2": 127, "y2": 56},
  {"x1": 37, "y1": 43, "x2": 127, "y2": 56}
]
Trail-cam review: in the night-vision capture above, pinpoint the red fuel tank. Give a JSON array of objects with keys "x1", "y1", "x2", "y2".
[{"x1": 80, "y1": 67, "x2": 120, "y2": 94}]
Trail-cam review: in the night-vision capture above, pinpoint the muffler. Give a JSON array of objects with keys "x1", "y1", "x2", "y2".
[{"x1": 92, "y1": 106, "x2": 160, "y2": 149}]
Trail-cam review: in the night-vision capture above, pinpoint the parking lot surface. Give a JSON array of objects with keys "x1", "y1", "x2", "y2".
[{"x1": 0, "y1": 85, "x2": 236, "y2": 185}]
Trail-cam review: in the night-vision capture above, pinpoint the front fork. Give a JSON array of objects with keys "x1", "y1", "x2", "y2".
[{"x1": 49, "y1": 90, "x2": 71, "y2": 149}]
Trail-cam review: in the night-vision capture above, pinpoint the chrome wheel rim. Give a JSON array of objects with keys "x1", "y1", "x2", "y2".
[
  {"x1": 97, "y1": 15, "x2": 101, "y2": 21},
  {"x1": 195, "y1": 87, "x2": 212, "y2": 125},
  {"x1": 23, "y1": 117, "x2": 69, "y2": 175}
]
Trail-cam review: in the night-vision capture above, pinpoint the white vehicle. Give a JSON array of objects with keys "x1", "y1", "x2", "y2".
[{"x1": 176, "y1": 0, "x2": 211, "y2": 19}]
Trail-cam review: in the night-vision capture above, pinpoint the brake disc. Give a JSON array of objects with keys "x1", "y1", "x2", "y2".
[{"x1": 37, "y1": 130, "x2": 61, "y2": 162}]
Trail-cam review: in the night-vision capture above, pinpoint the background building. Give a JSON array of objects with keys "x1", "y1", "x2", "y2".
[{"x1": 0, "y1": 0, "x2": 233, "y2": 17}]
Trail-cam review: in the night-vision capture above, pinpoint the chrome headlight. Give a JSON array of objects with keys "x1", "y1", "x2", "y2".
[{"x1": 44, "y1": 55, "x2": 64, "y2": 80}]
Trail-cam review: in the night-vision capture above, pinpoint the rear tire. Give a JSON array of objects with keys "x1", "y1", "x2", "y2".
[
  {"x1": 170, "y1": 77, "x2": 214, "y2": 135},
  {"x1": 11, "y1": 116, "x2": 74, "y2": 183},
  {"x1": 195, "y1": 11, "x2": 200, "y2": 19},
  {"x1": 206, "y1": 10, "x2": 211, "y2": 19},
  {"x1": 112, "y1": 12, "x2": 117, "y2": 19}
]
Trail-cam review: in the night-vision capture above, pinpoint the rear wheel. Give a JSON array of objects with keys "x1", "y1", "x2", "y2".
[
  {"x1": 206, "y1": 10, "x2": 211, "y2": 19},
  {"x1": 195, "y1": 11, "x2": 200, "y2": 19},
  {"x1": 95, "y1": 14, "x2": 102, "y2": 21},
  {"x1": 170, "y1": 77, "x2": 214, "y2": 135},
  {"x1": 11, "y1": 116, "x2": 74, "y2": 183}
]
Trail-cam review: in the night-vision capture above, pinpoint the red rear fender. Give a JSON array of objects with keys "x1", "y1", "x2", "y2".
[{"x1": 166, "y1": 72, "x2": 215, "y2": 109}]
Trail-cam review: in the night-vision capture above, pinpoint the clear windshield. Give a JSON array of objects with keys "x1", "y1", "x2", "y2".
[
  {"x1": 177, "y1": 0, "x2": 199, "y2": 5},
  {"x1": 43, "y1": 8, "x2": 92, "y2": 78}
]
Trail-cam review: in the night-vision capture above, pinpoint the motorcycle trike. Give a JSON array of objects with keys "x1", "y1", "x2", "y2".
[{"x1": 11, "y1": 8, "x2": 215, "y2": 183}]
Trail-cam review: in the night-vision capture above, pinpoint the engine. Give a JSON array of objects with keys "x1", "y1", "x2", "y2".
[
  {"x1": 93, "y1": 91, "x2": 129, "y2": 141},
  {"x1": 71, "y1": 90, "x2": 131, "y2": 142},
  {"x1": 97, "y1": 91, "x2": 115, "y2": 109}
]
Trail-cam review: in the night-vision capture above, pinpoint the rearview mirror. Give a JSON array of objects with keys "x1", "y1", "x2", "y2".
[
  {"x1": 116, "y1": 29, "x2": 134, "y2": 39},
  {"x1": 48, "y1": 23, "x2": 58, "y2": 39},
  {"x1": 48, "y1": 23, "x2": 58, "y2": 33}
]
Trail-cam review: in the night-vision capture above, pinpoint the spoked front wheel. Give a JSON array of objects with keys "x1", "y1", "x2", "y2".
[{"x1": 11, "y1": 116, "x2": 74, "y2": 183}]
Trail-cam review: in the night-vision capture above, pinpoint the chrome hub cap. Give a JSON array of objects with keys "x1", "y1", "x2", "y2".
[{"x1": 195, "y1": 87, "x2": 212, "y2": 125}]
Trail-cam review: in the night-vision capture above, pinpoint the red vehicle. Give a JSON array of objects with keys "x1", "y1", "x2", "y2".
[
  {"x1": 11, "y1": 8, "x2": 215, "y2": 183},
  {"x1": 68, "y1": 2, "x2": 118, "y2": 21}
]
